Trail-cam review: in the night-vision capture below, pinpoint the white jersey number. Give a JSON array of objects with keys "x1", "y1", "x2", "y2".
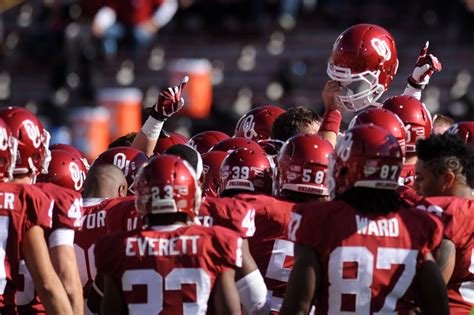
[
  {"x1": 121, "y1": 268, "x2": 211, "y2": 315},
  {"x1": 328, "y1": 246, "x2": 417, "y2": 315}
]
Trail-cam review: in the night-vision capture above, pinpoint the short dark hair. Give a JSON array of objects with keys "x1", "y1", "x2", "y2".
[
  {"x1": 337, "y1": 187, "x2": 407, "y2": 215},
  {"x1": 108, "y1": 132, "x2": 137, "y2": 149},
  {"x1": 270, "y1": 107, "x2": 322, "y2": 141},
  {"x1": 417, "y1": 134, "x2": 474, "y2": 188}
]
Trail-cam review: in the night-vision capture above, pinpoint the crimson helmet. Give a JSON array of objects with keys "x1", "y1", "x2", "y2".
[
  {"x1": 0, "y1": 119, "x2": 18, "y2": 182},
  {"x1": 234, "y1": 106, "x2": 286, "y2": 141},
  {"x1": 188, "y1": 131, "x2": 229, "y2": 154},
  {"x1": 327, "y1": 24, "x2": 399, "y2": 111},
  {"x1": 37, "y1": 150, "x2": 88, "y2": 192},
  {"x1": 135, "y1": 155, "x2": 201, "y2": 222},
  {"x1": 446, "y1": 122, "x2": 474, "y2": 146},
  {"x1": 49, "y1": 143, "x2": 90, "y2": 169},
  {"x1": 92, "y1": 147, "x2": 148, "y2": 195},
  {"x1": 382, "y1": 95, "x2": 432, "y2": 153},
  {"x1": 277, "y1": 134, "x2": 333, "y2": 196},
  {"x1": 220, "y1": 148, "x2": 273, "y2": 195},
  {"x1": 0, "y1": 107, "x2": 51, "y2": 176},
  {"x1": 349, "y1": 108, "x2": 407, "y2": 156},
  {"x1": 201, "y1": 151, "x2": 228, "y2": 198},
  {"x1": 329, "y1": 125, "x2": 403, "y2": 196},
  {"x1": 210, "y1": 137, "x2": 265, "y2": 154},
  {"x1": 154, "y1": 131, "x2": 188, "y2": 155}
]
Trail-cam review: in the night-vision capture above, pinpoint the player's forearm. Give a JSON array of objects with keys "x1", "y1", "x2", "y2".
[
  {"x1": 434, "y1": 239, "x2": 456, "y2": 284},
  {"x1": 213, "y1": 270, "x2": 241, "y2": 315},
  {"x1": 50, "y1": 246, "x2": 84, "y2": 315},
  {"x1": 131, "y1": 124, "x2": 163, "y2": 157},
  {"x1": 23, "y1": 226, "x2": 74, "y2": 315}
]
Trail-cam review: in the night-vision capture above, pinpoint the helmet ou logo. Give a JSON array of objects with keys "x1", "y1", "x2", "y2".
[
  {"x1": 336, "y1": 132, "x2": 353, "y2": 162},
  {"x1": 0, "y1": 127, "x2": 8, "y2": 152},
  {"x1": 22, "y1": 120, "x2": 42, "y2": 149},
  {"x1": 69, "y1": 162, "x2": 84, "y2": 191},
  {"x1": 240, "y1": 115, "x2": 256, "y2": 139},
  {"x1": 113, "y1": 153, "x2": 130, "y2": 176},
  {"x1": 371, "y1": 38, "x2": 391, "y2": 61}
]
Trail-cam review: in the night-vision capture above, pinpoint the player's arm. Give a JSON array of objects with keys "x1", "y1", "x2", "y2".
[
  {"x1": 49, "y1": 234, "x2": 84, "y2": 315},
  {"x1": 22, "y1": 226, "x2": 74, "y2": 315},
  {"x1": 433, "y1": 238, "x2": 456, "y2": 283},
  {"x1": 416, "y1": 252, "x2": 450, "y2": 315},
  {"x1": 280, "y1": 243, "x2": 319, "y2": 315},
  {"x1": 101, "y1": 274, "x2": 126, "y2": 315},
  {"x1": 213, "y1": 269, "x2": 241, "y2": 315},
  {"x1": 131, "y1": 76, "x2": 188, "y2": 156},
  {"x1": 235, "y1": 239, "x2": 269, "y2": 314},
  {"x1": 318, "y1": 80, "x2": 342, "y2": 148}
]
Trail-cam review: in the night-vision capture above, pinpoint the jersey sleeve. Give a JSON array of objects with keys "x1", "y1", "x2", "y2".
[
  {"x1": 289, "y1": 202, "x2": 323, "y2": 248},
  {"x1": 207, "y1": 198, "x2": 256, "y2": 238},
  {"x1": 37, "y1": 184, "x2": 83, "y2": 230},
  {"x1": 23, "y1": 185, "x2": 53, "y2": 230},
  {"x1": 105, "y1": 199, "x2": 140, "y2": 235},
  {"x1": 207, "y1": 226, "x2": 243, "y2": 271}
]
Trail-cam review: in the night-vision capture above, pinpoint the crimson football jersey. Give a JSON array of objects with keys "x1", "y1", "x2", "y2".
[
  {"x1": 415, "y1": 196, "x2": 474, "y2": 314},
  {"x1": 75, "y1": 197, "x2": 130, "y2": 315},
  {"x1": 399, "y1": 164, "x2": 416, "y2": 187},
  {"x1": 105, "y1": 196, "x2": 138, "y2": 234},
  {"x1": 0, "y1": 183, "x2": 52, "y2": 314},
  {"x1": 196, "y1": 196, "x2": 256, "y2": 238},
  {"x1": 235, "y1": 193, "x2": 295, "y2": 313},
  {"x1": 95, "y1": 224, "x2": 242, "y2": 314},
  {"x1": 17, "y1": 182, "x2": 83, "y2": 314},
  {"x1": 290, "y1": 200, "x2": 443, "y2": 314}
]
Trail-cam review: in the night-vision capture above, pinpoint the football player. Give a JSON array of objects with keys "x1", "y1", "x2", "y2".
[
  {"x1": 414, "y1": 134, "x2": 474, "y2": 314},
  {"x1": 270, "y1": 107, "x2": 322, "y2": 142},
  {"x1": 75, "y1": 163, "x2": 128, "y2": 314},
  {"x1": 0, "y1": 107, "x2": 83, "y2": 315},
  {"x1": 0, "y1": 118, "x2": 73, "y2": 314},
  {"x1": 383, "y1": 95, "x2": 433, "y2": 187},
  {"x1": 281, "y1": 125, "x2": 449, "y2": 314},
  {"x1": 94, "y1": 155, "x2": 242, "y2": 314},
  {"x1": 219, "y1": 134, "x2": 333, "y2": 313}
]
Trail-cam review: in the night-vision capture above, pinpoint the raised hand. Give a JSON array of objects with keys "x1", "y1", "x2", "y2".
[
  {"x1": 408, "y1": 41, "x2": 442, "y2": 89},
  {"x1": 150, "y1": 76, "x2": 189, "y2": 121}
]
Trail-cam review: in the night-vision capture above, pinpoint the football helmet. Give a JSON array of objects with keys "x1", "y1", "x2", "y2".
[
  {"x1": 134, "y1": 155, "x2": 201, "y2": 222},
  {"x1": 446, "y1": 121, "x2": 474, "y2": 146},
  {"x1": 37, "y1": 150, "x2": 88, "y2": 192},
  {"x1": 92, "y1": 146, "x2": 148, "y2": 195},
  {"x1": 188, "y1": 131, "x2": 229, "y2": 154},
  {"x1": 348, "y1": 108, "x2": 407, "y2": 155},
  {"x1": 210, "y1": 137, "x2": 265, "y2": 154},
  {"x1": 0, "y1": 107, "x2": 51, "y2": 176},
  {"x1": 0, "y1": 118, "x2": 17, "y2": 182},
  {"x1": 153, "y1": 130, "x2": 188, "y2": 155},
  {"x1": 329, "y1": 125, "x2": 403, "y2": 196},
  {"x1": 327, "y1": 24, "x2": 399, "y2": 111},
  {"x1": 220, "y1": 148, "x2": 273, "y2": 195},
  {"x1": 277, "y1": 134, "x2": 333, "y2": 196},
  {"x1": 49, "y1": 143, "x2": 90, "y2": 169},
  {"x1": 234, "y1": 106, "x2": 286, "y2": 141},
  {"x1": 201, "y1": 151, "x2": 228, "y2": 198},
  {"x1": 382, "y1": 95, "x2": 432, "y2": 153}
]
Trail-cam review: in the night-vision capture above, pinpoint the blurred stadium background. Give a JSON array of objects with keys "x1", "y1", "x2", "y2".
[{"x1": 1, "y1": 0, "x2": 473, "y2": 158}]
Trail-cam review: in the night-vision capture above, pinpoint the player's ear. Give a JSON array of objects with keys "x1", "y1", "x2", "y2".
[
  {"x1": 118, "y1": 182, "x2": 128, "y2": 197},
  {"x1": 441, "y1": 171, "x2": 456, "y2": 193}
]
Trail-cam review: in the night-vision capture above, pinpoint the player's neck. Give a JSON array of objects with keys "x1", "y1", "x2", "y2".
[
  {"x1": 404, "y1": 154, "x2": 417, "y2": 166},
  {"x1": 449, "y1": 185, "x2": 474, "y2": 199},
  {"x1": 12, "y1": 175, "x2": 34, "y2": 184}
]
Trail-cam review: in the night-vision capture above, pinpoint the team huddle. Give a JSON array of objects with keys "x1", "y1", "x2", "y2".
[{"x1": 0, "y1": 22, "x2": 473, "y2": 315}]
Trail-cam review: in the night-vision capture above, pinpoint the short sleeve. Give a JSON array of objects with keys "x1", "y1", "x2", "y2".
[
  {"x1": 23, "y1": 186, "x2": 53, "y2": 230},
  {"x1": 105, "y1": 200, "x2": 140, "y2": 235},
  {"x1": 208, "y1": 198, "x2": 256, "y2": 238},
  {"x1": 208, "y1": 226, "x2": 243, "y2": 271},
  {"x1": 289, "y1": 203, "x2": 320, "y2": 248},
  {"x1": 39, "y1": 184, "x2": 83, "y2": 230}
]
